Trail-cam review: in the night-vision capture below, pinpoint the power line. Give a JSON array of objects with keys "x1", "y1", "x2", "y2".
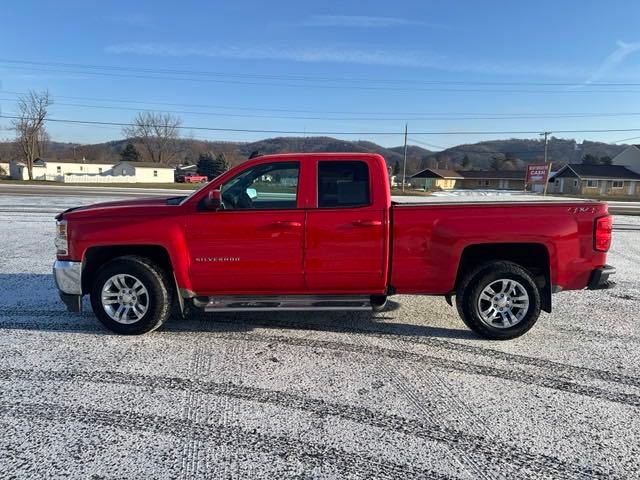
[
  {"x1": 8, "y1": 97, "x2": 640, "y2": 123},
  {"x1": 4, "y1": 89, "x2": 640, "y2": 119},
  {"x1": 2, "y1": 58, "x2": 640, "y2": 87},
  {"x1": 2, "y1": 113, "x2": 640, "y2": 136},
  {"x1": 407, "y1": 138, "x2": 449, "y2": 150},
  {"x1": 3, "y1": 62, "x2": 640, "y2": 94},
  {"x1": 613, "y1": 135, "x2": 640, "y2": 144},
  {"x1": 409, "y1": 137, "x2": 554, "y2": 155}
]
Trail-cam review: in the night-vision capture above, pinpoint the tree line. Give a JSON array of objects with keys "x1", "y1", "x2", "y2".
[{"x1": 7, "y1": 90, "x2": 233, "y2": 179}]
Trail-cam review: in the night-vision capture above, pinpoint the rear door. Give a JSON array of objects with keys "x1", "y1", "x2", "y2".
[{"x1": 304, "y1": 160, "x2": 387, "y2": 293}]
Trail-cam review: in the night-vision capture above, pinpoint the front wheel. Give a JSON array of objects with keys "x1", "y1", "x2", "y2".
[
  {"x1": 456, "y1": 261, "x2": 541, "y2": 340},
  {"x1": 90, "y1": 256, "x2": 173, "y2": 334}
]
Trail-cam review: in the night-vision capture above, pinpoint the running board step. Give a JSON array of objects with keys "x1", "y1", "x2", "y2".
[{"x1": 192, "y1": 295, "x2": 372, "y2": 312}]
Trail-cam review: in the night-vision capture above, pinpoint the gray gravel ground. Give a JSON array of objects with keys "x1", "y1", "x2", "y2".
[{"x1": 0, "y1": 194, "x2": 639, "y2": 479}]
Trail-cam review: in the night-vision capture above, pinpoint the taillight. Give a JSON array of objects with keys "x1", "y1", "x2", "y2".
[{"x1": 594, "y1": 216, "x2": 612, "y2": 252}]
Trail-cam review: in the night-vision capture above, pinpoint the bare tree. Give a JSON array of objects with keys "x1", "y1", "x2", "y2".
[
  {"x1": 37, "y1": 128, "x2": 50, "y2": 159},
  {"x1": 122, "y1": 112, "x2": 182, "y2": 165},
  {"x1": 12, "y1": 90, "x2": 52, "y2": 180}
]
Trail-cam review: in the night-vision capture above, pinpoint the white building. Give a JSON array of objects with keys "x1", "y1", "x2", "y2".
[
  {"x1": 612, "y1": 145, "x2": 640, "y2": 174},
  {"x1": 9, "y1": 158, "x2": 114, "y2": 181},
  {"x1": 9, "y1": 158, "x2": 174, "y2": 183},
  {"x1": 111, "y1": 162, "x2": 175, "y2": 183}
]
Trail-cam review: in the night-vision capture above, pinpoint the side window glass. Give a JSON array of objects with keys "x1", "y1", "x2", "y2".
[
  {"x1": 318, "y1": 161, "x2": 370, "y2": 208},
  {"x1": 221, "y1": 162, "x2": 299, "y2": 210}
]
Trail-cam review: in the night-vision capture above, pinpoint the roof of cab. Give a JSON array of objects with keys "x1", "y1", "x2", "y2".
[{"x1": 250, "y1": 152, "x2": 385, "y2": 161}]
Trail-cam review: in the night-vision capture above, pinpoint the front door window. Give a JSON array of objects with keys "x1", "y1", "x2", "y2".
[{"x1": 221, "y1": 162, "x2": 299, "y2": 210}]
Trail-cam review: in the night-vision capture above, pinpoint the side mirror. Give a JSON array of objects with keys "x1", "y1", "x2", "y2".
[{"x1": 203, "y1": 189, "x2": 223, "y2": 211}]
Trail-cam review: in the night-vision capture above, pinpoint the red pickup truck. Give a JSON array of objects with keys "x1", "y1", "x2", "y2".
[{"x1": 53, "y1": 153, "x2": 614, "y2": 339}]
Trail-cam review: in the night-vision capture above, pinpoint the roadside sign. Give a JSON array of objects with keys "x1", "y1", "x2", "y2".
[{"x1": 526, "y1": 164, "x2": 550, "y2": 185}]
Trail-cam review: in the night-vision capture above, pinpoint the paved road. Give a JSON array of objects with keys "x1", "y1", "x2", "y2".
[{"x1": 1, "y1": 192, "x2": 639, "y2": 478}]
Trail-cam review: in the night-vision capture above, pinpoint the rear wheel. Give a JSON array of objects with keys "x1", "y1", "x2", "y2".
[
  {"x1": 90, "y1": 256, "x2": 173, "y2": 334},
  {"x1": 456, "y1": 261, "x2": 541, "y2": 340}
]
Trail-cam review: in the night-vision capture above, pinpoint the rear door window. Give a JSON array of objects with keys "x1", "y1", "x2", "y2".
[{"x1": 318, "y1": 161, "x2": 370, "y2": 208}]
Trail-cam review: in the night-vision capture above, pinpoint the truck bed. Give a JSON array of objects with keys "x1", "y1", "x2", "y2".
[{"x1": 389, "y1": 195, "x2": 608, "y2": 295}]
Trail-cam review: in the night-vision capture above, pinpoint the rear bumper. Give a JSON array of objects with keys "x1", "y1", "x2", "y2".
[
  {"x1": 53, "y1": 260, "x2": 83, "y2": 312},
  {"x1": 587, "y1": 265, "x2": 616, "y2": 290}
]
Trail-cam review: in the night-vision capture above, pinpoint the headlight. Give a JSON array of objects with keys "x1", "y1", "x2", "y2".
[{"x1": 55, "y1": 220, "x2": 69, "y2": 256}]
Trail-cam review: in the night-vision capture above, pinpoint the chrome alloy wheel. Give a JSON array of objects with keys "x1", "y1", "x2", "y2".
[
  {"x1": 101, "y1": 274, "x2": 149, "y2": 324},
  {"x1": 477, "y1": 279, "x2": 530, "y2": 329}
]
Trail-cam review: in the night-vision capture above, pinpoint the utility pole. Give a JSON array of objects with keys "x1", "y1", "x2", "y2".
[
  {"x1": 541, "y1": 131, "x2": 552, "y2": 196},
  {"x1": 401, "y1": 123, "x2": 408, "y2": 193},
  {"x1": 542, "y1": 131, "x2": 550, "y2": 164}
]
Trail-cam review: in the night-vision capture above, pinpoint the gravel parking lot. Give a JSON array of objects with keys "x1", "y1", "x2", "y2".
[{"x1": 0, "y1": 193, "x2": 639, "y2": 479}]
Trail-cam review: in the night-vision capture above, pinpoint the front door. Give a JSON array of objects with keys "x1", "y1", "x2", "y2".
[
  {"x1": 184, "y1": 161, "x2": 305, "y2": 295},
  {"x1": 305, "y1": 160, "x2": 387, "y2": 293},
  {"x1": 600, "y1": 180, "x2": 608, "y2": 195}
]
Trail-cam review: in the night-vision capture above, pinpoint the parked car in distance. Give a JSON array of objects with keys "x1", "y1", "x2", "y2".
[
  {"x1": 176, "y1": 174, "x2": 208, "y2": 183},
  {"x1": 53, "y1": 153, "x2": 615, "y2": 339}
]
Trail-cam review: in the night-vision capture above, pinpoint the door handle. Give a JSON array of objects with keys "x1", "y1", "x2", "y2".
[
  {"x1": 353, "y1": 219, "x2": 382, "y2": 227},
  {"x1": 273, "y1": 220, "x2": 302, "y2": 228}
]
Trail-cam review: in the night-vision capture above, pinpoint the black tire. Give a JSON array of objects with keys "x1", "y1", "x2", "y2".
[
  {"x1": 455, "y1": 261, "x2": 541, "y2": 340},
  {"x1": 90, "y1": 256, "x2": 173, "y2": 335}
]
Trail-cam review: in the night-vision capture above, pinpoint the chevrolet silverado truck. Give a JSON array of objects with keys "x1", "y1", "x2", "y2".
[{"x1": 53, "y1": 153, "x2": 615, "y2": 339}]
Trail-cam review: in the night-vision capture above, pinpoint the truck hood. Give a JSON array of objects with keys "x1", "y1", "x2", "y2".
[{"x1": 57, "y1": 196, "x2": 185, "y2": 220}]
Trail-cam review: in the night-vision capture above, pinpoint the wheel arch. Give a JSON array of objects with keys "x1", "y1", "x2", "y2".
[
  {"x1": 81, "y1": 245, "x2": 173, "y2": 295},
  {"x1": 455, "y1": 243, "x2": 552, "y2": 313}
]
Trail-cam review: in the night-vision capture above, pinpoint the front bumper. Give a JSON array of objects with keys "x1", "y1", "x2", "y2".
[
  {"x1": 53, "y1": 260, "x2": 83, "y2": 312},
  {"x1": 587, "y1": 265, "x2": 616, "y2": 290}
]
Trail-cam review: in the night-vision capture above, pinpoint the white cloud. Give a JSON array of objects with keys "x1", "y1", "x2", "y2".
[
  {"x1": 104, "y1": 42, "x2": 591, "y2": 78},
  {"x1": 105, "y1": 43, "x2": 444, "y2": 68},
  {"x1": 301, "y1": 15, "x2": 430, "y2": 28},
  {"x1": 585, "y1": 40, "x2": 640, "y2": 84}
]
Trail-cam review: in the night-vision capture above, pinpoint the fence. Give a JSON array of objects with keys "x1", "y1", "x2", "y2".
[{"x1": 32, "y1": 173, "x2": 140, "y2": 183}]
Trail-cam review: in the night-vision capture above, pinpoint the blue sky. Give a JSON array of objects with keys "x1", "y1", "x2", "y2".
[{"x1": 2, "y1": 0, "x2": 640, "y2": 148}]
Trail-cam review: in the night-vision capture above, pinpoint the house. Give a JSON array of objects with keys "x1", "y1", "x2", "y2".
[
  {"x1": 0, "y1": 162, "x2": 9, "y2": 177},
  {"x1": 111, "y1": 162, "x2": 175, "y2": 183},
  {"x1": 548, "y1": 164, "x2": 640, "y2": 197},
  {"x1": 410, "y1": 168, "x2": 464, "y2": 190},
  {"x1": 612, "y1": 145, "x2": 640, "y2": 174},
  {"x1": 408, "y1": 168, "x2": 526, "y2": 191},
  {"x1": 9, "y1": 158, "x2": 114, "y2": 181},
  {"x1": 455, "y1": 170, "x2": 525, "y2": 190},
  {"x1": 9, "y1": 158, "x2": 175, "y2": 183}
]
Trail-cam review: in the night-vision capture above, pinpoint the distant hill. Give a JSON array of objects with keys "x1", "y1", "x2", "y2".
[
  {"x1": 433, "y1": 138, "x2": 626, "y2": 170},
  {"x1": 234, "y1": 137, "x2": 432, "y2": 171},
  {"x1": 0, "y1": 135, "x2": 627, "y2": 175}
]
